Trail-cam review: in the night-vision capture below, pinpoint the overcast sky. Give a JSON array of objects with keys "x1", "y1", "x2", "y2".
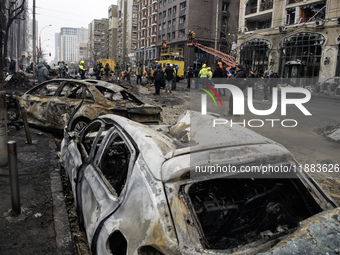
[{"x1": 28, "y1": 0, "x2": 118, "y2": 63}]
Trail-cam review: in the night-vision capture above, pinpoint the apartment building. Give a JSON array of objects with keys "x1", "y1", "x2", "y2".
[
  {"x1": 135, "y1": 0, "x2": 158, "y2": 68},
  {"x1": 237, "y1": 0, "x2": 340, "y2": 81},
  {"x1": 60, "y1": 27, "x2": 78, "y2": 63},
  {"x1": 156, "y1": 0, "x2": 239, "y2": 69},
  {"x1": 88, "y1": 19, "x2": 109, "y2": 63},
  {"x1": 108, "y1": 5, "x2": 119, "y2": 60}
]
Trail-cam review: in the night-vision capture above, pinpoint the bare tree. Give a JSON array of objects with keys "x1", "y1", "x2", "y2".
[{"x1": 1, "y1": 0, "x2": 26, "y2": 66}]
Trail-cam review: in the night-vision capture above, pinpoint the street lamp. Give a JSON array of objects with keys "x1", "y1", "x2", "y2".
[{"x1": 39, "y1": 24, "x2": 52, "y2": 60}]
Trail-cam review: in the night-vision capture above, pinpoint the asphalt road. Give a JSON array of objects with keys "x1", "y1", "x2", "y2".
[{"x1": 188, "y1": 84, "x2": 340, "y2": 203}]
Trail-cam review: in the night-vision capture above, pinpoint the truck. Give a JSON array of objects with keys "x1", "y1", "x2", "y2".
[
  {"x1": 97, "y1": 59, "x2": 115, "y2": 71},
  {"x1": 158, "y1": 47, "x2": 185, "y2": 82}
]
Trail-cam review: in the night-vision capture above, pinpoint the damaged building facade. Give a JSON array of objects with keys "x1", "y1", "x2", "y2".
[{"x1": 237, "y1": 0, "x2": 340, "y2": 82}]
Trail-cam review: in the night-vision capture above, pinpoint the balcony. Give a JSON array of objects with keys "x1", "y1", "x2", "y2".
[
  {"x1": 152, "y1": 32, "x2": 157, "y2": 37},
  {"x1": 142, "y1": 5, "x2": 147, "y2": 10},
  {"x1": 151, "y1": 41, "x2": 156, "y2": 46},
  {"x1": 179, "y1": 9, "x2": 186, "y2": 17},
  {"x1": 152, "y1": 0, "x2": 157, "y2": 3},
  {"x1": 142, "y1": 15, "x2": 147, "y2": 20},
  {"x1": 142, "y1": 25, "x2": 146, "y2": 30},
  {"x1": 152, "y1": 9, "x2": 157, "y2": 15},
  {"x1": 152, "y1": 20, "x2": 157, "y2": 25}
]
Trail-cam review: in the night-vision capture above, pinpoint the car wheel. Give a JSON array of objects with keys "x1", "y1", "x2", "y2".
[
  {"x1": 7, "y1": 108, "x2": 19, "y2": 122},
  {"x1": 72, "y1": 119, "x2": 89, "y2": 133}
]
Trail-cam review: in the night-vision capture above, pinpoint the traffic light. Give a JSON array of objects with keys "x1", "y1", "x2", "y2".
[{"x1": 49, "y1": 52, "x2": 51, "y2": 56}]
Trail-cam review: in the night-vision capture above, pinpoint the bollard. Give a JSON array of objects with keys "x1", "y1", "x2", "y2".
[
  {"x1": 20, "y1": 106, "x2": 32, "y2": 144},
  {"x1": 8, "y1": 141, "x2": 21, "y2": 215}
]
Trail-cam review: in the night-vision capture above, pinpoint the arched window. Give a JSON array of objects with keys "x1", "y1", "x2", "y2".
[
  {"x1": 279, "y1": 32, "x2": 325, "y2": 78},
  {"x1": 240, "y1": 38, "x2": 271, "y2": 76}
]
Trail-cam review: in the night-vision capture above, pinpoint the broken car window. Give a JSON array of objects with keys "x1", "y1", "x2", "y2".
[
  {"x1": 95, "y1": 86, "x2": 123, "y2": 101},
  {"x1": 28, "y1": 82, "x2": 60, "y2": 97},
  {"x1": 99, "y1": 133, "x2": 131, "y2": 196}
]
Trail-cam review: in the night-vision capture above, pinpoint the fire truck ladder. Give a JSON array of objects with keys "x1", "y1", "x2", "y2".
[{"x1": 188, "y1": 41, "x2": 237, "y2": 70}]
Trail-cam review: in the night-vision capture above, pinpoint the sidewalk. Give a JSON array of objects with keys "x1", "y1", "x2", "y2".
[{"x1": 0, "y1": 125, "x2": 74, "y2": 255}]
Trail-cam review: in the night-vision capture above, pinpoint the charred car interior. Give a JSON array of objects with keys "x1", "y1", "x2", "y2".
[
  {"x1": 61, "y1": 111, "x2": 339, "y2": 255},
  {"x1": 182, "y1": 177, "x2": 323, "y2": 251}
]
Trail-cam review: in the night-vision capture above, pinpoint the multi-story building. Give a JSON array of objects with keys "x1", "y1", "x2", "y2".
[
  {"x1": 117, "y1": 0, "x2": 128, "y2": 66},
  {"x1": 60, "y1": 27, "x2": 78, "y2": 63},
  {"x1": 77, "y1": 41, "x2": 88, "y2": 64},
  {"x1": 135, "y1": 0, "x2": 158, "y2": 68},
  {"x1": 108, "y1": 5, "x2": 119, "y2": 60},
  {"x1": 237, "y1": 0, "x2": 340, "y2": 81},
  {"x1": 88, "y1": 19, "x2": 109, "y2": 63},
  {"x1": 155, "y1": 0, "x2": 239, "y2": 69}
]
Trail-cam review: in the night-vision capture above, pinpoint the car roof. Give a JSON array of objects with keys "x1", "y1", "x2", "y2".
[
  {"x1": 99, "y1": 111, "x2": 293, "y2": 181},
  {"x1": 31, "y1": 79, "x2": 125, "y2": 93}
]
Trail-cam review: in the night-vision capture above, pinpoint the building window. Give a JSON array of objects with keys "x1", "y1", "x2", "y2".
[
  {"x1": 279, "y1": 32, "x2": 325, "y2": 79},
  {"x1": 240, "y1": 38, "x2": 271, "y2": 76},
  {"x1": 180, "y1": 1, "x2": 186, "y2": 10}
]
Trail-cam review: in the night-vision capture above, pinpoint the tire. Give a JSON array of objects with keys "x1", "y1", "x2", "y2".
[
  {"x1": 72, "y1": 119, "x2": 89, "y2": 133},
  {"x1": 7, "y1": 108, "x2": 19, "y2": 122}
]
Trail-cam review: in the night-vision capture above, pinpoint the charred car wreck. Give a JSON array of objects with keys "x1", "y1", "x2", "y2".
[
  {"x1": 61, "y1": 111, "x2": 339, "y2": 255},
  {"x1": 15, "y1": 79, "x2": 161, "y2": 133}
]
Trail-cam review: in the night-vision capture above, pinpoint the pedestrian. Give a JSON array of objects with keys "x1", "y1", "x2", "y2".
[
  {"x1": 228, "y1": 64, "x2": 246, "y2": 116},
  {"x1": 187, "y1": 66, "x2": 194, "y2": 89},
  {"x1": 37, "y1": 61, "x2": 50, "y2": 84},
  {"x1": 172, "y1": 64, "x2": 178, "y2": 90},
  {"x1": 79, "y1": 60, "x2": 86, "y2": 79},
  {"x1": 212, "y1": 63, "x2": 224, "y2": 78},
  {"x1": 104, "y1": 63, "x2": 112, "y2": 82},
  {"x1": 263, "y1": 70, "x2": 270, "y2": 101},
  {"x1": 9, "y1": 59, "x2": 16, "y2": 74},
  {"x1": 153, "y1": 64, "x2": 164, "y2": 95},
  {"x1": 164, "y1": 63, "x2": 175, "y2": 93},
  {"x1": 198, "y1": 63, "x2": 210, "y2": 89},
  {"x1": 136, "y1": 64, "x2": 142, "y2": 84},
  {"x1": 65, "y1": 63, "x2": 69, "y2": 78}
]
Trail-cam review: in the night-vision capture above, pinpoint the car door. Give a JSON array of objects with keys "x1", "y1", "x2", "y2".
[
  {"x1": 78, "y1": 125, "x2": 137, "y2": 248},
  {"x1": 62, "y1": 119, "x2": 105, "y2": 200},
  {"x1": 47, "y1": 82, "x2": 85, "y2": 130},
  {"x1": 20, "y1": 81, "x2": 62, "y2": 126}
]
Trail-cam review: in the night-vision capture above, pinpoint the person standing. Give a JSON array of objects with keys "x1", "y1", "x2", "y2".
[
  {"x1": 136, "y1": 64, "x2": 142, "y2": 84},
  {"x1": 198, "y1": 64, "x2": 210, "y2": 89},
  {"x1": 153, "y1": 64, "x2": 164, "y2": 95},
  {"x1": 79, "y1": 60, "x2": 86, "y2": 79},
  {"x1": 9, "y1": 59, "x2": 16, "y2": 74},
  {"x1": 228, "y1": 64, "x2": 246, "y2": 116},
  {"x1": 187, "y1": 66, "x2": 194, "y2": 89},
  {"x1": 164, "y1": 63, "x2": 175, "y2": 93},
  {"x1": 263, "y1": 70, "x2": 270, "y2": 101},
  {"x1": 37, "y1": 62, "x2": 50, "y2": 84},
  {"x1": 104, "y1": 63, "x2": 112, "y2": 82}
]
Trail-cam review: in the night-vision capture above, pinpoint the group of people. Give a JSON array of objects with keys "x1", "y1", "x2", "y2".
[{"x1": 152, "y1": 63, "x2": 178, "y2": 95}]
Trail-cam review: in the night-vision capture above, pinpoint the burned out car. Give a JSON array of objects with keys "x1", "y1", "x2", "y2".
[
  {"x1": 17, "y1": 79, "x2": 161, "y2": 133},
  {"x1": 61, "y1": 111, "x2": 338, "y2": 255}
]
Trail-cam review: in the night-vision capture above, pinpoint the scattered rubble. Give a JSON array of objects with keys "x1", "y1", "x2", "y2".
[
  {"x1": 317, "y1": 124, "x2": 340, "y2": 142},
  {"x1": 4, "y1": 72, "x2": 32, "y2": 89}
]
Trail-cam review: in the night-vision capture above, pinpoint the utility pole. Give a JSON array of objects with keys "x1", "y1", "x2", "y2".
[
  {"x1": 214, "y1": 0, "x2": 219, "y2": 63},
  {"x1": 33, "y1": 0, "x2": 36, "y2": 77},
  {"x1": 0, "y1": 0, "x2": 8, "y2": 166}
]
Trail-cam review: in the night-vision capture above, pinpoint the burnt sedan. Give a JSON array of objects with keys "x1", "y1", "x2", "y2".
[
  {"x1": 17, "y1": 79, "x2": 161, "y2": 133},
  {"x1": 61, "y1": 111, "x2": 338, "y2": 255}
]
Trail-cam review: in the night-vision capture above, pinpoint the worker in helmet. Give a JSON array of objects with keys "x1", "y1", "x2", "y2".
[{"x1": 79, "y1": 60, "x2": 86, "y2": 79}]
